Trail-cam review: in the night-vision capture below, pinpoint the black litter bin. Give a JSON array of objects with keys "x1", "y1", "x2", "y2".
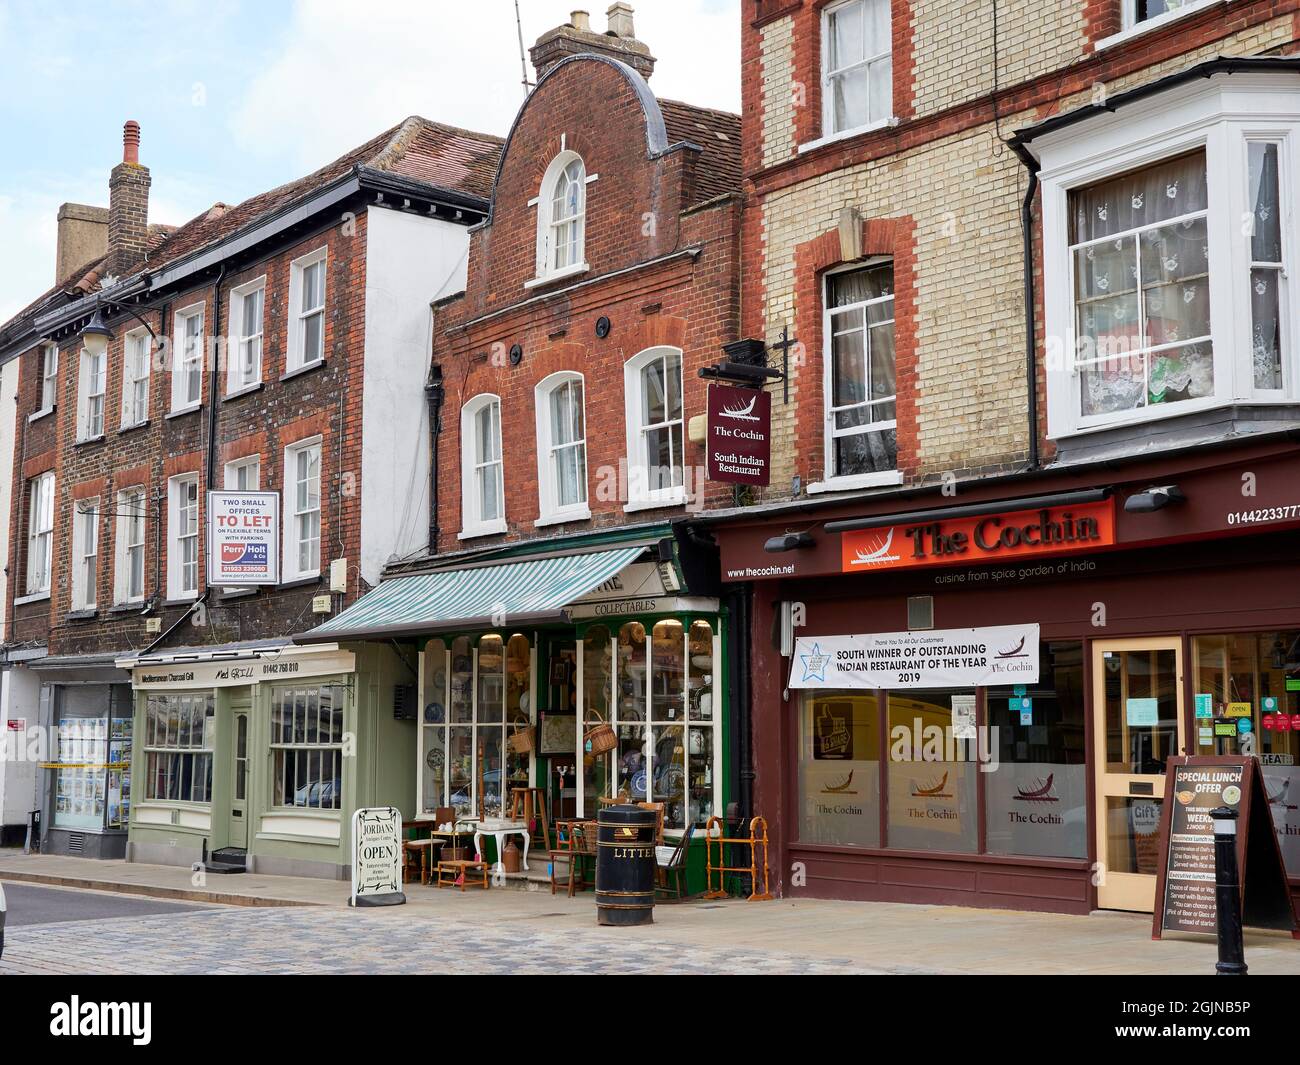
[{"x1": 595, "y1": 804, "x2": 657, "y2": 926}]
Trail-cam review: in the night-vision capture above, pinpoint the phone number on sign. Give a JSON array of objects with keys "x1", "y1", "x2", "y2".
[{"x1": 1226, "y1": 505, "x2": 1300, "y2": 526}]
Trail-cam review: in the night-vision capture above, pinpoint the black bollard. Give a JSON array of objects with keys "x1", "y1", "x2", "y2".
[{"x1": 1210, "y1": 806, "x2": 1247, "y2": 976}]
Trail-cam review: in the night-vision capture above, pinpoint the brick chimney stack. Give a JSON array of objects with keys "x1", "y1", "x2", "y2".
[
  {"x1": 106, "y1": 119, "x2": 151, "y2": 277},
  {"x1": 531, "y1": 4, "x2": 656, "y2": 82}
]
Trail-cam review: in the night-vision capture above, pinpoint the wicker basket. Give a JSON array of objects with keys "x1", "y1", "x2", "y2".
[
  {"x1": 506, "y1": 725, "x2": 534, "y2": 754},
  {"x1": 583, "y1": 711, "x2": 618, "y2": 756}
]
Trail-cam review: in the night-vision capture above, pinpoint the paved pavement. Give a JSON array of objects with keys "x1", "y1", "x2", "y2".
[
  {"x1": 1, "y1": 882, "x2": 208, "y2": 927},
  {"x1": 1, "y1": 850, "x2": 1298, "y2": 974},
  {"x1": 0, "y1": 902, "x2": 877, "y2": 975}
]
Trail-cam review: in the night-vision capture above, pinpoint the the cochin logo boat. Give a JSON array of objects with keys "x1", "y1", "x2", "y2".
[
  {"x1": 850, "y1": 526, "x2": 901, "y2": 567},
  {"x1": 821, "y1": 770, "x2": 858, "y2": 796},
  {"x1": 911, "y1": 771, "x2": 952, "y2": 799},
  {"x1": 1012, "y1": 774, "x2": 1059, "y2": 803},
  {"x1": 719, "y1": 394, "x2": 761, "y2": 421}
]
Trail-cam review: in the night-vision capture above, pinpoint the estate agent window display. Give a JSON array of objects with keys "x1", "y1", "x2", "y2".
[{"x1": 796, "y1": 641, "x2": 1088, "y2": 861}]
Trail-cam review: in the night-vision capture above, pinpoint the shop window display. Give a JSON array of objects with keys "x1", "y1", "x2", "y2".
[
  {"x1": 143, "y1": 693, "x2": 214, "y2": 805},
  {"x1": 1193, "y1": 632, "x2": 1300, "y2": 875},
  {"x1": 582, "y1": 625, "x2": 613, "y2": 819},
  {"x1": 886, "y1": 689, "x2": 979, "y2": 853},
  {"x1": 422, "y1": 633, "x2": 533, "y2": 820}
]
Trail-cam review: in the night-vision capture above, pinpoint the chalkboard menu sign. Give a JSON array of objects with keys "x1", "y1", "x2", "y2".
[{"x1": 1152, "y1": 757, "x2": 1297, "y2": 940}]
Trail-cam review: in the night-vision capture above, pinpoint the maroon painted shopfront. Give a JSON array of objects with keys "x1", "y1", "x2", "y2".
[{"x1": 712, "y1": 441, "x2": 1300, "y2": 918}]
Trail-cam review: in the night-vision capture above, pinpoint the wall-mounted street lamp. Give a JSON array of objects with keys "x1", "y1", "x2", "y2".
[{"x1": 76, "y1": 304, "x2": 114, "y2": 355}]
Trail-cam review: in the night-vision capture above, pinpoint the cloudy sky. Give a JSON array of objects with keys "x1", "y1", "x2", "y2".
[{"x1": 0, "y1": 0, "x2": 740, "y2": 324}]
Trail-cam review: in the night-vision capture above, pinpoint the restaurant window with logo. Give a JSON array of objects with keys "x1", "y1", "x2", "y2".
[
  {"x1": 1192, "y1": 631, "x2": 1300, "y2": 876},
  {"x1": 794, "y1": 643, "x2": 1086, "y2": 860},
  {"x1": 985, "y1": 642, "x2": 1087, "y2": 859},
  {"x1": 419, "y1": 635, "x2": 532, "y2": 819},
  {"x1": 798, "y1": 693, "x2": 880, "y2": 847}
]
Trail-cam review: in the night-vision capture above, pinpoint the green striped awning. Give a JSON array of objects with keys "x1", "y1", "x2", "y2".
[{"x1": 298, "y1": 545, "x2": 648, "y2": 643}]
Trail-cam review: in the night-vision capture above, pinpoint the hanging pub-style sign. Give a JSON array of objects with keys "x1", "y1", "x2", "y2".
[{"x1": 705, "y1": 384, "x2": 771, "y2": 486}]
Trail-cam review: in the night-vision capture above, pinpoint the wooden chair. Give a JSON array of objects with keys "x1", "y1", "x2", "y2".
[
  {"x1": 637, "y1": 801, "x2": 665, "y2": 845},
  {"x1": 655, "y1": 822, "x2": 695, "y2": 900},
  {"x1": 401, "y1": 821, "x2": 437, "y2": 885},
  {"x1": 508, "y1": 786, "x2": 551, "y2": 852},
  {"x1": 551, "y1": 820, "x2": 597, "y2": 897}
]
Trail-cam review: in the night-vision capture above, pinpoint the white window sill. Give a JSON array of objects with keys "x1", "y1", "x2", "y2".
[
  {"x1": 1059, "y1": 394, "x2": 1224, "y2": 438},
  {"x1": 624, "y1": 492, "x2": 688, "y2": 514},
  {"x1": 119, "y1": 419, "x2": 149, "y2": 433},
  {"x1": 536, "y1": 506, "x2": 592, "y2": 528},
  {"x1": 1094, "y1": 0, "x2": 1222, "y2": 51},
  {"x1": 15, "y1": 591, "x2": 51, "y2": 606},
  {"x1": 28, "y1": 406, "x2": 55, "y2": 424},
  {"x1": 798, "y1": 117, "x2": 898, "y2": 155},
  {"x1": 74, "y1": 433, "x2": 106, "y2": 446},
  {"x1": 167, "y1": 591, "x2": 199, "y2": 604},
  {"x1": 166, "y1": 403, "x2": 201, "y2": 420},
  {"x1": 458, "y1": 520, "x2": 508, "y2": 541},
  {"x1": 224, "y1": 381, "x2": 264, "y2": 401},
  {"x1": 525, "y1": 263, "x2": 590, "y2": 290},
  {"x1": 807, "y1": 471, "x2": 903, "y2": 495}
]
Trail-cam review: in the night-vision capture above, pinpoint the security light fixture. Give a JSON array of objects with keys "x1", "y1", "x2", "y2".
[
  {"x1": 764, "y1": 531, "x2": 815, "y2": 553},
  {"x1": 1123, "y1": 485, "x2": 1186, "y2": 513}
]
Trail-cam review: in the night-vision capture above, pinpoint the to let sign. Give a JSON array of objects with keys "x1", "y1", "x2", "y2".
[
  {"x1": 207, "y1": 491, "x2": 280, "y2": 586},
  {"x1": 706, "y1": 384, "x2": 771, "y2": 486}
]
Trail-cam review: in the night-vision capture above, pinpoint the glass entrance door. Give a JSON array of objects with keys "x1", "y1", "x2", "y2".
[{"x1": 1092, "y1": 639, "x2": 1186, "y2": 912}]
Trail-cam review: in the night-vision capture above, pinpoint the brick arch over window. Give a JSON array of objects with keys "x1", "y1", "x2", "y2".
[{"x1": 792, "y1": 215, "x2": 917, "y2": 484}]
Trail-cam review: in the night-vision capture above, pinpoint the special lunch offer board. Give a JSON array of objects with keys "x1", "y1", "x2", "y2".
[{"x1": 1151, "y1": 756, "x2": 1297, "y2": 940}]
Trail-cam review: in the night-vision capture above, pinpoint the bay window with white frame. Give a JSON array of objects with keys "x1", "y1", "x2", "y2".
[
  {"x1": 460, "y1": 394, "x2": 505, "y2": 538},
  {"x1": 283, "y1": 439, "x2": 321, "y2": 580},
  {"x1": 534, "y1": 372, "x2": 589, "y2": 525},
  {"x1": 814, "y1": 260, "x2": 899, "y2": 491},
  {"x1": 228, "y1": 277, "x2": 265, "y2": 392},
  {"x1": 71, "y1": 500, "x2": 99, "y2": 611},
  {"x1": 167, "y1": 474, "x2": 199, "y2": 600},
  {"x1": 819, "y1": 0, "x2": 893, "y2": 142},
  {"x1": 624, "y1": 346, "x2": 686, "y2": 509},
  {"x1": 121, "y1": 328, "x2": 150, "y2": 428},
  {"x1": 25, "y1": 472, "x2": 54, "y2": 597},
  {"x1": 1040, "y1": 74, "x2": 1299, "y2": 442},
  {"x1": 144, "y1": 694, "x2": 214, "y2": 804},
  {"x1": 114, "y1": 487, "x2": 147, "y2": 604},
  {"x1": 288, "y1": 248, "x2": 326, "y2": 371},
  {"x1": 171, "y1": 304, "x2": 204, "y2": 413}
]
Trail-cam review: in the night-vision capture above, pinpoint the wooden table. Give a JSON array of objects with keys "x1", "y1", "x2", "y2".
[{"x1": 436, "y1": 859, "x2": 489, "y2": 891}]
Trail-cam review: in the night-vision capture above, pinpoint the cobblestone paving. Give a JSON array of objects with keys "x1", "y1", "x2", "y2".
[{"x1": 0, "y1": 904, "x2": 879, "y2": 975}]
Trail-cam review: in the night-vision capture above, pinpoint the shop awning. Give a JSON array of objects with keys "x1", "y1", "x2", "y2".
[{"x1": 296, "y1": 544, "x2": 650, "y2": 643}]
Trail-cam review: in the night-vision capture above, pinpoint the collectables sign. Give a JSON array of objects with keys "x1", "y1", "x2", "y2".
[
  {"x1": 1152, "y1": 757, "x2": 1297, "y2": 939},
  {"x1": 706, "y1": 384, "x2": 771, "y2": 486},
  {"x1": 206, "y1": 491, "x2": 279, "y2": 586},
  {"x1": 349, "y1": 806, "x2": 406, "y2": 908},
  {"x1": 790, "y1": 624, "x2": 1040, "y2": 690}
]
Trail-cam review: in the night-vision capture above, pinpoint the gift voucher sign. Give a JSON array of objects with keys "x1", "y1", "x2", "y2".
[
  {"x1": 791, "y1": 624, "x2": 1040, "y2": 690},
  {"x1": 207, "y1": 491, "x2": 279, "y2": 585}
]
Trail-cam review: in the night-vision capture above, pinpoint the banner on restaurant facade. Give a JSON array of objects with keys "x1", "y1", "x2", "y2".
[{"x1": 790, "y1": 624, "x2": 1040, "y2": 690}]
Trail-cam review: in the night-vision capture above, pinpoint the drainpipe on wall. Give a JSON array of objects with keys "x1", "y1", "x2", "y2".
[
  {"x1": 1010, "y1": 141, "x2": 1042, "y2": 471},
  {"x1": 141, "y1": 266, "x2": 226, "y2": 655},
  {"x1": 426, "y1": 364, "x2": 444, "y2": 557}
]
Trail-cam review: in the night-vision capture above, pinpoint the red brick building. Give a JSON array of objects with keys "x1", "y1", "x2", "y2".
[
  {"x1": 306, "y1": 8, "x2": 746, "y2": 869},
  {"x1": 0, "y1": 117, "x2": 501, "y2": 872}
]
